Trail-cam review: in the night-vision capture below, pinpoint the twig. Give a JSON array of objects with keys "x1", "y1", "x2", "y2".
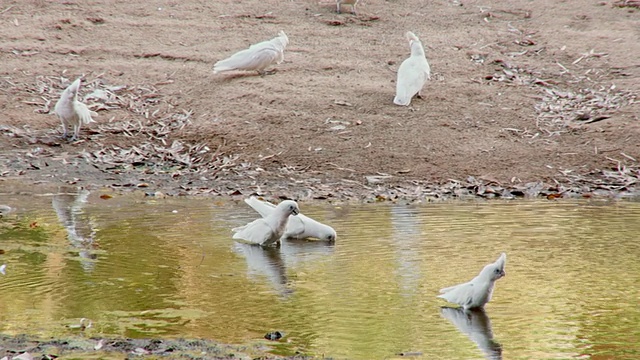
[
  {"x1": 620, "y1": 152, "x2": 637, "y2": 162},
  {"x1": 0, "y1": 5, "x2": 14, "y2": 14}
]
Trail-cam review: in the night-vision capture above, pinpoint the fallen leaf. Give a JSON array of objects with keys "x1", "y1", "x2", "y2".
[
  {"x1": 100, "y1": 194, "x2": 113, "y2": 199},
  {"x1": 29, "y1": 221, "x2": 38, "y2": 228}
]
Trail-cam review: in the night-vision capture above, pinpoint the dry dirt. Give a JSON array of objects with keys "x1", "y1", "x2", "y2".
[{"x1": 1, "y1": 0, "x2": 639, "y2": 201}]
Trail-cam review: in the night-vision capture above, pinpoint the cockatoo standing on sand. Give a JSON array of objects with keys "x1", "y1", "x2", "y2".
[
  {"x1": 54, "y1": 78, "x2": 97, "y2": 140},
  {"x1": 394, "y1": 31, "x2": 431, "y2": 106},
  {"x1": 244, "y1": 196, "x2": 337, "y2": 242},
  {"x1": 213, "y1": 31, "x2": 289, "y2": 75},
  {"x1": 337, "y1": 0, "x2": 360, "y2": 15},
  {"x1": 437, "y1": 253, "x2": 507, "y2": 310},
  {"x1": 232, "y1": 200, "x2": 300, "y2": 247}
]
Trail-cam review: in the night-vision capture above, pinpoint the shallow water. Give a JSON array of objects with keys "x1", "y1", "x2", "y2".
[{"x1": 0, "y1": 188, "x2": 639, "y2": 359}]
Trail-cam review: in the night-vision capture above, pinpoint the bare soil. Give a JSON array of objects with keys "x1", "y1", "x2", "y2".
[{"x1": 1, "y1": 0, "x2": 639, "y2": 203}]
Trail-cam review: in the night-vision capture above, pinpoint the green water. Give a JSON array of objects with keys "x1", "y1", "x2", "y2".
[{"x1": 0, "y1": 187, "x2": 639, "y2": 359}]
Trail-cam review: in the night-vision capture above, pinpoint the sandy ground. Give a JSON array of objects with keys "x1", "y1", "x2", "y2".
[{"x1": 0, "y1": 0, "x2": 639, "y2": 201}]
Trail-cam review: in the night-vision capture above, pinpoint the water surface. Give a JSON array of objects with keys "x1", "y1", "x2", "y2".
[{"x1": 0, "y1": 188, "x2": 639, "y2": 359}]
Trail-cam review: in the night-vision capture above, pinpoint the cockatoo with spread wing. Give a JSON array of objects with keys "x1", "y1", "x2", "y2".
[
  {"x1": 438, "y1": 253, "x2": 507, "y2": 310},
  {"x1": 232, "y1": 199, "x2": 300, "y2": 247},
  {"x1": 394, "y1": 31, "x2": 431, "y2": 106},
  {"x1": 213, "y1": 31, "x2": 289, "y2": 75},
  {"x1": 54, "y1": 78, "x2": 97, "y2": 140},
  {"x1": 244, "y1": 196, "x2": 336, "y2": 242},
  {"x1": 337, "y1": 0, "x2": 360, "y2": 15}
]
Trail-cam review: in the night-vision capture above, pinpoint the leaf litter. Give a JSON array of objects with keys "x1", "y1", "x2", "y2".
[{"x1": 0, "y1": 67, "x2": 638, "y2": 202}]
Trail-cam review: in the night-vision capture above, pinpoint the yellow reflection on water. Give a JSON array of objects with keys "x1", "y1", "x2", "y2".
[{"x1": 0, "y1": 190, "x2": 638, "y2": 359}]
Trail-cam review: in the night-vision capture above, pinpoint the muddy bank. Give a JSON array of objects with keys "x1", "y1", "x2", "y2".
[{"x1": 0, "y1": 334, "x2": 315, "y2": 360}]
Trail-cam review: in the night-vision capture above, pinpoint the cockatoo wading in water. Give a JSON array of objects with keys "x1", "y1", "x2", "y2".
[
  {"x1": 232, "y1": 200, "x2": 300, "y2": 247},
  {"x1": 244, "y1": 196, "x2": 336, "y2": 242},
  {"x1": 437, "y1": 253, "x2": 507, "y2": 310},
  {"x1": 213, "y1": 31, "x2": 289, "y2": 75},
  {"x1": 394, "y1": 31, "x2": 431, "y2": 106},
  {"x1": 54, "y1": 78, "x2": 97, "y2": 140}
]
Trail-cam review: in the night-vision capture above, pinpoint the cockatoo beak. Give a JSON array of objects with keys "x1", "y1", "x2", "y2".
[{"x1": 292, "y1": 208, "x2": 300, "y2": 216}]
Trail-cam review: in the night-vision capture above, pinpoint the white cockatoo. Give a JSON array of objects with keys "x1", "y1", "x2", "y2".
[
  {"x1": 394, "y1": 31, "x2": 431, "y2": 106},
  {"x1": 440, "y1": 307, "x2": 502, "y2": 360},
  {"x1": 337, "y1": 0, "x2": 360, "y2": 14},
  {"x1": 232, "y1": 199, "x2": 300, "y2": 247},
  {"x1": 244, "y1": 196, "x2": 337, "y2": 242},
  {"x1": 437, "y1": 253, "x2": 507, "y2": 310},
  {"x1": 54, "y1": 78, "x2": 97, "y2": 140},
  {"x1": 213, "y1": 31, "x2": 289, "y2": 75}
]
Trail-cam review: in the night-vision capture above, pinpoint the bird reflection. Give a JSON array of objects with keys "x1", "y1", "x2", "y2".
[
  {"x1": 233, "y1": 243, "x2": 290, "y2": 297},
  {"x1": 233, "y1": 239, "x2": 335, "y2": 297},
  {"x1": 440, "y1": 307, "x2": 502, "y2": 360},
  {"x1": 390, "y1": 206, "x2": 423, "y2": 296},
  {"x1": 52, "y1": 186, "x2": 98, "y2": 272}
]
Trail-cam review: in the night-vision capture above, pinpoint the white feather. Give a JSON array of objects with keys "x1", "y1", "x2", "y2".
[
  {"x1": 438, "y1": 253, "x2": 507, "y2": 310},
  {"x1": 232, "y1": 199, "x2": 299, "y2": 246},
  {"x1": 394, "y1": 31, "x2": 431, "y2": 106},
  {"x1": 54, "y1": 78, "x2": 97, "y2": 140},
  {"x1": 213, "y1": 31, "x2": 289, "y2": 74},
  {"x1": 244, "y1": 196, "x2": 336, "y2": 242}
]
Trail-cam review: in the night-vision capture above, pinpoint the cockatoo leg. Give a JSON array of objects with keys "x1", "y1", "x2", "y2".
[
  {"x1": 336, "y1": 3, "x2": 341, "y2": 13},
  {"x1": 61, "y1": 124, "x2": 69, "y2": 139},
  {"x1": 351, "y1": 5, "x2": 357, "y2": 15},
  {"x1": 69, "y1": 125, "x2": 80, "y2": 141}
]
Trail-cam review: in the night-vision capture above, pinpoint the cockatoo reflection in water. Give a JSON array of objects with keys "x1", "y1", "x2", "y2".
[
  {"x1": 438, "y1": 253, "x2": 507, "y2": 310},
  {"x1": 232, "y1": 199, "x2": 300, "y2": 247},
  {"x1": 440, "y1": 307, "x2": 503, "y2": 360},
  {"x1": 394, "y1": 31, "x2": 431, "y2": 106},
  {"x1": 213, "y1": 31, "x2": 289, "y2": 76},
  {"x1": 337, "y1": 0, "x2": 360, "y2": 15},
  {"x1": 54, "y1": 78, "x2": 97, "y2": 140},
  {"x1": 244, "y1": 196, "x2": 336, "y2": 242}
]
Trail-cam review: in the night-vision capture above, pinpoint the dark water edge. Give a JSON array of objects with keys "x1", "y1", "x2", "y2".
[{"x1": 0, "y1": 334, "x2": 319, "y2": 360}]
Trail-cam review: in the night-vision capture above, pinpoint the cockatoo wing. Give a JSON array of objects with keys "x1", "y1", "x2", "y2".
[
  {"x1": 73, "y1": 101, "x2": 96, "y2": 124},
  {"x1": 232, "y1": 218, "x2": 275, "y2": 245},
  {"x1": 244, "y1": 196, "x2": 277, "y2": 218},
  {"x1": 214, "y1": 45, "x2": 281, "y2": 73},
  {"x1": 438, "y1": 281, "x2": 475, "y2": 307}
]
